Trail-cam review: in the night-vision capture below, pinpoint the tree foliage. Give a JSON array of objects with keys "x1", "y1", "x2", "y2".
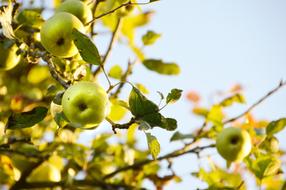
[{"x1": 0, "y1": 0, "x2": 285, "y2": 189}]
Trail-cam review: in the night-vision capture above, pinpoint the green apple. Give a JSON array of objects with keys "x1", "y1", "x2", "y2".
[
  {"x1": 61, "y1": 81, "x2": 110, "y2": 128},
  {"x1": 56, "y1": 0, "x2": 93, "y2": 24},
  {"x1": 216, "y1": 127, "x2": 252, "y2": 162},
  {"x1": 40, "y1": 12, "x2": 85, "y2": 58},
  {"x1": 26, "y1": 162, "x2": 61, "y2": 182},
  {"x1": 0, "y1": 40, "x2": 21, "y2": 71}
]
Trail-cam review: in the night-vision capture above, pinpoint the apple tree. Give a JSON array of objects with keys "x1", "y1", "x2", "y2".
[{"x1": 0, "y1": 0, "x2": 285, "y2": 189}]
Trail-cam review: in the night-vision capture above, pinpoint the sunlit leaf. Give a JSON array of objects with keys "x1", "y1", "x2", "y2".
[
  {"x1": 0, "y1": 2, "x2": 15, "y2": 39},
  {"x1": 108, "y1": 64, "x2": 123, "y2": 79},
  {"x1": 27, "y1": 66, "x2": 50, "y2": 84},
  {"x1": 16, "y1": 9, "x2": 44, "y2": 28},
  {"x1": 6, "y1": 107, "x2": 48, "y2": 129},
  {"x1": 195, "y1": 162, "x2": 244, "y2": 189},
  {"x1": 266, "y1": 118, "x2": 286, "y2": 136},
  {"x1": 122, "y1": 12, "x2": 153, "y2": 42},
  {"x1": 220, "y1": 93, "x2": 246, "y2": 107},
  {"x1": 207, "y1": 105, "x2": 223, "y2": 127},
  {"x1": 246, "y1": 155, "x2": 281, "y2": 179},
  {"x1": 146, "y1": 133, "x2": 160, "y2": 160},
  {"x1": 108, "y1": 99, "x2": 128, "y2": 121},
  {"x1": 143, "y1": 59, "x2": 180, "y2": 75},
  {"x1": 135, "y1": 83, "x2": 149, "y2": 94},
  {"x1": 142, "y1": 30, "x2": 161, "y2": 46}
]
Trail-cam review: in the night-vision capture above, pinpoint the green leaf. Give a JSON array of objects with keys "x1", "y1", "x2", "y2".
[
  {"x1": 142, "y1": 30, "x2": 161, "y2": 46},
  {"x1": 247, "y1": 156, "x2": 281, "y2": 179},
  {"x1": 196, "y1": 162, "x2": 244, "y2": 188},
  {"x1": 6, "y1": 107, "x2": 48, "y2": 129},
  {"x1": 145, "y1": 133, "x2": 160, "y2": 160},
  {"x1": 108, "y1": 64, "x2": 122, "y2": 79},
  {"x1": 266, "y1": 118, "x2": 286, "y2": 136},
  {"x1": 16, "y1": 9, "x2": 43, "y2": 28},
  {"x1": 141, "y1": 112, "x2": 163, "y2": 127},
  {"x1": 141, "y1": 113, "x2": 177, "y2": 131},
  {"x1": 129, "y1": 87, "x2": 159, "y2": 117},
  {"x1": 53, "y1": 91, "x2": 64, "y2": 105},
  {"x1": 166, "y1": 88, "x2": 183, "y2": 104},
  {"x1": 135, "y1": 83, "x2": 149, "y2": 94},
  {"x1": 170, "y1": 131, "x2": 194, "y2": 142},
  {"x1": 163, "y1": 118, "x2": 177, "y2": 131},
  {"x1": 54, "y1": 112, "x2": 69, "y2": 128},
  {"x1": 220, "y1": 93, "x2": 246, "y2": 107},
  {"x1": 207, "y1": 105, "x2": 223, "y2": 127},
  {"x1": 143, "y1": 59, "x2": 180, "y2": 75},
  {"x1": 72, "y1": 29, "x2": 101, "y2": 65}
]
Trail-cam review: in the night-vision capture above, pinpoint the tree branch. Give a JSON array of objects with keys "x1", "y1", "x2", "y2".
[
  {"x1": 111, "y1": 59, "x2": 135, "y2": 98},
  {"x1": 86, "y1": 1, "x2": 154, "y2": 25},
  {"x1": 14, "y1": 180, "x2": 146, "y2": 190},
  {"x1": 103, "y1": 144, "x2": 215, "y2": 179},
  {"x1": 94, "y1": 17, "x2": 122, "y2": 77},
  {"x1": 223, "y1": 80, "x2": 286, "y2": 124},
  {"x1": 42, "y1": 55, "x2": 70, "y2": 89}
]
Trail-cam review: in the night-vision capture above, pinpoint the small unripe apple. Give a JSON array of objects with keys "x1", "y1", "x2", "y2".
[
  {"x1": 216, "y1": 127, "x2": 252, "y2": 162},
  {"x1": 56, "y1": 0, "x2": 93, "y2": 24},
  {"x1": 0, "y1": 40, "x2": 21, "y2": 71},
  {"x1": 26, "y1": 162, "x2": 61, "y2": 182},
  {"x1": 61, "y1": 81, "x2": 110, "y2": 128},
  {"x1": 40, "y1": 12, "x2": 85, "y2": 58}
]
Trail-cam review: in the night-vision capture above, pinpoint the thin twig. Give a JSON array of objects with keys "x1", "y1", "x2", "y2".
[
  {"x1": 100, "y1": 65, "x2": 112, "y2": 88},
  {"x1": 236, "y1": 181, "x2": 245, "y2": 190},
  {"x1": 94, "y1": 18, "x2": 122, "y2": 76},
  {"x1": 44, "y1": 57, "x2": 70, "y2": 89},
  {"x1": 109, "y1": 117, "x2": 137, "y2": 133},
  {"x1": 103, "y1": 144, "x2": 215, "y2": 179},
  {"x1": 86, "y1": 1, "x2": 153, "y2": 25},
  {"x1": 111, "y1": 59, "x2": 136, "y2": 98},
  {"x1": 13, "y1": 179, "x2": 146, "y2": 190},
  {"x1": 223, "y1": 80, "x2": 286, "y2": 124},
  {"x1": 90, "y1": 0, "x2": 101, "y2": 37}
]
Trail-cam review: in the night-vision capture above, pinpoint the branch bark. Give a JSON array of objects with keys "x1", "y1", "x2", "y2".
[
  {"x1": 103, "y1": 144, "x2": 215, "y2": 179},
  {"x1": 223, "y1": 80, "x2": 286, "y2": 124}
]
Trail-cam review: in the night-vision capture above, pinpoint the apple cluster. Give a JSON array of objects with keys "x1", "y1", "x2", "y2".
[
  {"x1": 40, "y1": 0, "x2": 92, "y2": 58},
  {"x1": 40, "y1": 0, "x2": 110, "y2": 128}
]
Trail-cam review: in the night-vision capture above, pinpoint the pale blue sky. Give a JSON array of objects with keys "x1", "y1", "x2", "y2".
[{"x1": 40, "y1": 0, "x2": 286, "y2": 189}]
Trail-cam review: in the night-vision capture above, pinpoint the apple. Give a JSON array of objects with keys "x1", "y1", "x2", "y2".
[
  {"x1": 56, "y1": 0, "x2": 93, "y2": 25},
  {"x1": 40, "y1": 12, "x2": 85, "y2": 58},
  {"x1": 26, "y1": 162, "x2": 61, "y2": 182},
  {"x1": 216, "y1": 127, "x2": 252, "y2": 162},
  {"x1": 0, "y1": 40, "x2": 21, "y2": 71},
  {"x1": 61, "y1": 81, "x2": 110, "y2": 128}
]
